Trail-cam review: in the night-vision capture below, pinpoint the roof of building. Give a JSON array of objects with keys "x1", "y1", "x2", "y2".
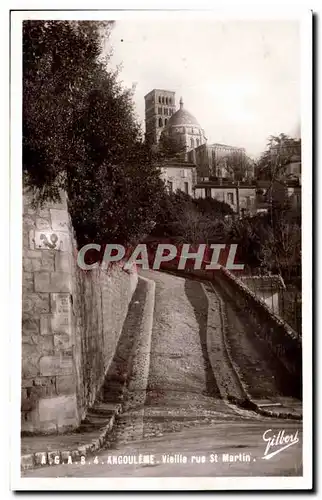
[
  {"x1": 167, "y1": 97, "x2": 201, "y2": 127},
  {"x1": 144, "y1": 89, "x2": 175, "y2": 98},
  {"x1": 163, "y1": 159, "x2": 196, "y2": 169},
  {"x1": 193, "y1": 181, "x2": 256, "y2": 189},
  {"x1": 209, "y1": 143, "x2": 246, "y2": 150}
]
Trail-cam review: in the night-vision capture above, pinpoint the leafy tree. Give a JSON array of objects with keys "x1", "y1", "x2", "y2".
[
  {"x1": 158, "y1": 132, "x2": 187, "y2": 160},
  {"x1": 193, "y1": 196, "x2": 233, "y2": 217},
  {"x1": 151, "y1": 190, "x2": 232, "y2": 242},
  {"x1": 23, "y1": 20, "x2": 166, "y2": 247},
  {"x1": 23, "y1": 20, "x2": 112, "y2": 203},
  {"x1": 256, "y1": 133, "x2": 301, "y2": 181},
  {"x1": 219, "y1": 151, "x2": 255, "y2": 181}
]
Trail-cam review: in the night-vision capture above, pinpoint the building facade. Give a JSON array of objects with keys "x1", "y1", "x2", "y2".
[
  {"x1": 193, "y1": 181, "x2": 256, "y2": 215},
  {"x1": 144, "y1": 88, "x2": 252, "y2": 205},
  {"x1": 187, "y1": 143, "x2": 247, "y2": 180},
  {"x1": 256, "y1": 179, "x2": 301, "y2": 212},
  {"x1": 144, "y1": 89, "x2": 176, "y2": 145},
  {"x1": 160, "y1": 160, "x2": 197, "y2": 196},
  {"x1": 161, "y1": 97, "x2": 207, "y2": 153}
]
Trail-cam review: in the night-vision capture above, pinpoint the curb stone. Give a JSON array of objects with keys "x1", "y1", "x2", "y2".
[
  {"x1": 204, "y1": 281, "x2": 302, "y2": 422},
  {"x1": 21, "y1": 276, "x2": 156, "y2": 471},
  {"x1": 20, "y1": 404, "x2": 122, "y2": 470}
]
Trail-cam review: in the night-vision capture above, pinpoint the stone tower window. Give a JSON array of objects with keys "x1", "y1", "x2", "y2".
[
  {"x1": 196, "y1": 139, "x2": 200, "y2": 147},
  {"x1": 159, "y1": 96, "x2": 161, "y2": 104},
  {"x1": 169, "y1": 98, "x2": 172, "y2": 104},
  {"x1": 191, "y1": 137, "x2": 195, "y2": 148},
  {"x1": 162, "y1": 97, "x2": 165, "y2": 104},
  {"x1": 159, "y1": 117, "x2": 163, "y2": 127}
]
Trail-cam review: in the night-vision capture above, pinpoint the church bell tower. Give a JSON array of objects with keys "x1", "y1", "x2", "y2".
[{"x1": 144, "y1": 89, "x2": 176, "y2": 146}]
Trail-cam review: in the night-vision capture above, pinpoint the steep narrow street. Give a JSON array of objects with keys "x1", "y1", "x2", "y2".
[{"x1": 22, "y1": 270, "x2": 302, "y2": 478}]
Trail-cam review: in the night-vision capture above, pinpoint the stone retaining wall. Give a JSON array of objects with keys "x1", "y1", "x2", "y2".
[
  {"x1": 215, "y1": 266, "x2": 302, "y2": 393},
  {"x1": 73, "y1": 264, "x2": 138, "y2": 421},
  {"x1": 22, "y1": 189, "x2": 137, "y2": 434}
]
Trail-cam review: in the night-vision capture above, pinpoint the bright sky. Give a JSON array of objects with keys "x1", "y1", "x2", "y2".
[{"x1": 107, "y1": 19, "x2": 301, "y2": 157}]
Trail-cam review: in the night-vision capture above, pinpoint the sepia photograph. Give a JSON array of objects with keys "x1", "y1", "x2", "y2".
[{"x1": 10, "y1": 7, "x2": 312, "y2": 491}]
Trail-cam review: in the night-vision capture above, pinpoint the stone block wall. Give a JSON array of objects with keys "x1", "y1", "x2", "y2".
[
  {"x1": 22, "y1": 190, "x2": 78, "y2": 434},
  {"x1": 72, "y1": 264, "x2": 137, "y2": 420},
  {"x1": 22, "y1": 189, "x2": 138, "y2": 434},
  {"x1": 215, "y1": 266, "x2": 302, "y2": 397}
]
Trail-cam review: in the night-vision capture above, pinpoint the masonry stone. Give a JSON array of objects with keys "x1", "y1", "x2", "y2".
[
  {"x1": 24, "y1": 216, "x2": 36, "y2": 227},
  {"x1": 22, "y1": 293, "x2": 50, "y2": 317},
  {"x1": 55, "y1": 252, "x2": 72, "y2": 272},
  {"x1": 54, "y1": 334, "x2": 71, "y2": 351},
  {"x1": 29, "y1": 229, "x2": 35, "y2": 249},
  {"x1": 22, "y1": 189, "x2": 138, "y2": 434},
  {"x1": 38, "y1": 395, "x2": 77, "y2": 425},
  {"x1": 23, "y1": 257, "x2": 42, "y2": 273},
  {"x1": 36, "y1": 217, "x2": 51, "y2": 230},
  {"x1": 26, "y1": 250, "x2": 43, "y2": 259},
  {"x1": 56, "y1": 374, "x2": 75, "y2": 395},
  {"x1": 34, "y1": 271, "x2": 71, "y2": 293},
  {"x1": 50, "y1": 209, "x2": 70, "y2": 231},
  {"x1": 22, "y1": 318, "x2": 39, "y2": 336},
  {"x1": 39, "y1": 355, "x2": 73, "y2": 376},
  {"x1": 22, "y1": 355, "x2": 39, "y2": 378},
  {"x1": 40, "y1": 314, "x2": 52, "y2": 335},
  {"x1": 41, "y1": 252, "x2": 55, "y2": 271}
]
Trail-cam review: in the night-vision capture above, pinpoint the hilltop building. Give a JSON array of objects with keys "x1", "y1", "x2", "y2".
[{"x1": 144, "y1": 88, "x2": 253, "y2": 210}]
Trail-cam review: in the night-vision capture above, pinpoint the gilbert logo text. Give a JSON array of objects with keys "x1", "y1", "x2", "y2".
[{"x1": 262, "y1": 429, "x2": 300, "y2": 460}]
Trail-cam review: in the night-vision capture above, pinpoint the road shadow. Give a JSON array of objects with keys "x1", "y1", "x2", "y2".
[
  {"x1": 184, "y1": 278, "x2": 221, "y2": 398},
  {"x1": 214, "y1": 281, "x2": 302, "y2": 401}
]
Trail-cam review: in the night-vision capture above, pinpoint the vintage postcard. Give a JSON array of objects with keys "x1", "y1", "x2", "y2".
[{"x1": 10, "y1": 6, "x2": 312, "y2": 491}]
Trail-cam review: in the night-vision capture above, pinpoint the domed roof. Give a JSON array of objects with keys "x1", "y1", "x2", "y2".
[{"x1": 168, "y1": 97, "x2": 201, "y2": 127}]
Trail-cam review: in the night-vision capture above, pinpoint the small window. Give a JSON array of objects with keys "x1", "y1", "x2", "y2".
[
  {"x1": 158, "y1": 96, "x2": 161, "y2": 104},
  {"x1": 169, "y1": 98, "x2": 172, "y2": 104},
  {"x1": 166, "y1": 97, "x2": 168, "y2": 105},
  {"x1": 165, "y1": 118, "x2": 168, "y2": 126},
  {"x1": 164, "y1": 108, "x2": 168, "y2": 116},
  {"x1": 190, "y1": 137, "x2": 195, "y2": 148},
  {"x1": 158, "y1": 107, "x2": 162, "y2": 114},
  {"x1": 205, "y1": 188, "x2": 211, "y2": 198},
  {"x1": 184, "y1": 182, "x2": 189, "y2": 194},
  {"x1": 159, "y1": 117, "x2": 163, "y2": 127},
  {"x1": 162, "y1": 97, "x2": 165, "y2": 104},
  {"x1": 167, "y1": 181, "x2": 173, "y2": 192},
  {"x1": 196, "y1": 139, "x2": 200, "y2": 147}
]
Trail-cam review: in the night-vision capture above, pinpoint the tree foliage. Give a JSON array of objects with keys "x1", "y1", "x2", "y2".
[
  {"x1": 151, "y1": 190, "x2": 233, "y2": 243},
  {"x1": 219, "y1": 151, "x2": 254, "y2": 181},
  {"x1": 23, "y1": 20, "x2": 165, "y2": 247},
  {"x1": 256, "y1": 133, "x2": 301, "y2": 181}
]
